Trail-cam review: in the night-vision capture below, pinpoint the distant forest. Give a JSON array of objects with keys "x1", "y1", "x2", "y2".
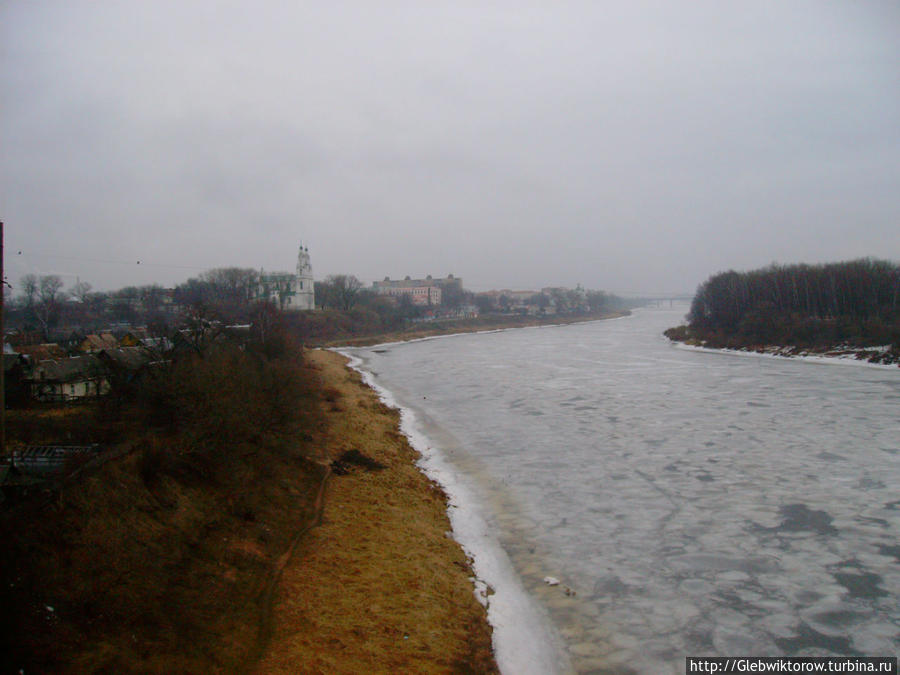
[{"x1": 670, "y1": 259, "x2": 900, "y2": 350}]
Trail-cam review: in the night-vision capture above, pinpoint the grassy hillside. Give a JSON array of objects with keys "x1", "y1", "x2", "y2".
[
  {"x1": 0, "y1": 328, "x2": 497, "y2": 673},
  {"x1": 1, "y1": 333, "x2": 327, "y2": 673}
]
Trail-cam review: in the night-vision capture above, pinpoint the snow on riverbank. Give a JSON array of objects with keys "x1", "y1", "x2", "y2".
[
  {"x1": 338, "y1": 350, "x2": 571, "y2": 675},
  {"x1": 671, "y1": 341, "x2": 900, "y2": 370}
]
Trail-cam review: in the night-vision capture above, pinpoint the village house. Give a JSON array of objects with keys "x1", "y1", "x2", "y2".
[
  {"x1": 28, "y1": 355, "x2": 109, "y2": 402},
  {"x1": 78, "y1": 333, "x2": 118, "y2": 353},
  {"x1": 456, "y1": 304, "x2": 480, "y2": 318},
  {"x1": 139, "y1": 336, "x2": 174, "y2": 352},
  {"x1": 97, "y1": 347, "x2": 156, "y2": 373},
  {"x1": 118, "y1": 329, "x2": 150, "y2": 347},
  {"x1": 97, "y1": 347, "x2": 158, "y2": 392},
  {"x1": 15, "y1": 343, "x2": 67, "y2": 361}
]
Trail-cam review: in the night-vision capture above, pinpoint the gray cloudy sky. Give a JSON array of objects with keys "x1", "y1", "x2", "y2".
[{"x1": 2, "y1": 1, "x2": 899, "y2": 295}]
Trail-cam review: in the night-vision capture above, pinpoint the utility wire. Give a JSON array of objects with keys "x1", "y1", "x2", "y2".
[{"x1": 11, "y1": 250, "x2": 208, "y2": 270}]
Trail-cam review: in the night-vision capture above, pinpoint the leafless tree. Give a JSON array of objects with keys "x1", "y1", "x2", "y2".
[
  {"x1": 139, "y1": 284, "x2": 166, "y2": 313},
  {"x1": 201, "y1": 267, "x2": 259, "y2": 304},
  {"x1": 325, "y1": 274, "x2": 363, "y2": 311},
  {"x1": 33, "y1": 275, "x2": 67, "y2": 338},
  {"x1": 71, "y1": 279, "x2": 93, "y2": 304},
  {"x1": 474, "y1": 294, "x2": 495, "y2": 314},
  {"x1": 688, "y1": 259, "x2": 900, "y2": 339},
  {"x1": 19, "y1": 273, "x2": 38, "y2": 309},
  {"x1": 586, "y1": 290, "x2": 610, "y2": 313}
]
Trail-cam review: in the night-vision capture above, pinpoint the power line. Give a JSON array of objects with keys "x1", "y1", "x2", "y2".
[{"x1": 11, "y1": 250, "x2": 208, "y2": 271}]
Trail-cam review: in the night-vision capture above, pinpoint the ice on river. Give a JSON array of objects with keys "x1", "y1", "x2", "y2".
[{"x1": 346, "y1": 306, "x2": 900, "y2": 674}]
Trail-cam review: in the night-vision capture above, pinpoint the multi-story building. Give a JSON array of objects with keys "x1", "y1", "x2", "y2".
[{"x1": 372, "y1": 274, "x2": 461, "y2": 306}]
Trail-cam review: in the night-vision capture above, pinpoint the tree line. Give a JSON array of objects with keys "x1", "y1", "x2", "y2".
[
  {"x1": 684, "y1": 259, "x2": 900, "y2": 347},
  {"x1": 8, "y1": 265, "x2": 632, "y2": 347},
  {"x1": 9, "y1": 270, "x2": 253, "y2": 339}
]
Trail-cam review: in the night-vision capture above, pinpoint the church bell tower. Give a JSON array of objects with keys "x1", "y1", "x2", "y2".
[{"x1": 294, "y1": 244, "x2": 315, "y2": 310}]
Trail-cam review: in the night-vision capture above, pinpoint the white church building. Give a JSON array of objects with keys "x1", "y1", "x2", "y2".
[{"x1": 254, "y1": 244, "x2": 316, "y2": 311}]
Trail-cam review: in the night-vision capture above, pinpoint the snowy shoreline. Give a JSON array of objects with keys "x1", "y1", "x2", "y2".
[
  {"x1": 337, "y1": 349, "x2": 571, "y2": 675},
  {"x1": 669, "y1": 340, "x2": 900, "y2": 370}
]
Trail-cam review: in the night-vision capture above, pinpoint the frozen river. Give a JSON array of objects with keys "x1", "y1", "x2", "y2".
[{"x1": 345, "y1": 306, "x2": 900, "y2": 674}]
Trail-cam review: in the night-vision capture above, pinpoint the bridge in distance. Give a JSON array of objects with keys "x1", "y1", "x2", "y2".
[{"x1": 615, "y1": 292, "x2": 693, "y2": 308}]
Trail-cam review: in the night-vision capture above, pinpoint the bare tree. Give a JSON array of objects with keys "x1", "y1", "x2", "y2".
[
  {"x1": 550, "y1": 288, "x2": 569, "y2": 314},
  {"x1": 139, "y1": 284, "x2": 166, "y2": 314},
  {"x1": 314, "y1": 280, "x2": 333, "y2": 309},
  {"x1": 688, "y1": 259, "x2": 900, "y2": 338},
  {"x1": 179, "y1": 301, "x2": 223, "y2": 357},
  {"x1": 34, "y1": 275, "x2": 67, "y2": 338},
  {"x1": 474, "y1": 294, "x2": 496, "y2": 314},
  {"x1": 19, "y1": 273, "x2": 38, "y2": 309},
  {"x1": 440, "y1": 281, "x2": 465, "y2": 309},
  {"x1": 195, "y1": 268, "x2": 260, "y2": 320},
  {"x1": 201, "y1": 268, "x2": 258, "y2": 303},
  {"x1": 71, "y1": 279, "x2": 93, "y2": 304},
  {"x1": 326, "y1": 274, "x2": 363, "y2": 311},
  {"x1": 586, "y1": 290, "x2": 609, "y2": 313},
  {"x1": 529, "y1": 292, "x2": 550, "y2": 314}
]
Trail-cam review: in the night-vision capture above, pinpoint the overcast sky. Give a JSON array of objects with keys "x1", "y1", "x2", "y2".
[{"x1": 2, "y1": 1, "x2": 898, "y2": 295}]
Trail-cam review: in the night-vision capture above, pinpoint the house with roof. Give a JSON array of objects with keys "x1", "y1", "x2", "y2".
[
  {"x1": 16, "y1": 343, "x2": 67, "y2": 362},
  {"x1": 78, "y1": 333, "x2": 119, "y2": 353},
  {"x1": 28, "y1": 356, "x2": 109, "y2": 402},
  {"x1": 97, "y1": 347, "x2": 159, "y2": 394},
  {"x1": 139, "y1": 336, "x2": 174, "y2": 353},
  {"x1": 118, "y1": 329, "x2": 150, "y2": 347},
  {"x1": 97, "y1": 347, "x2": 155, "y2": 372}
]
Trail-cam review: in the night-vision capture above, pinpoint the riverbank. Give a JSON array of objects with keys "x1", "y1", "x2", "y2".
[
  {"x1": 318, "y1": 310, "x2": 630, "y2": 348},
  {"x1": 255, "y1": 349, "x2": 498, "y2": 674},
  {"x1": 664, "y1": 325, "x2": 900, "y2": 368}
]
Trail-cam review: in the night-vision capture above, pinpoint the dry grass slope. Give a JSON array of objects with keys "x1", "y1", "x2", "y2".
[
  {"x1": 256, "y1": 350, "x2": 497, "y2": 674},
  {"x1": 1, "y1": 344, "x2": 497, "y2": 673}
]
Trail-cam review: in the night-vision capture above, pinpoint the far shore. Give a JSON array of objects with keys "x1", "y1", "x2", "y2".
[
  {"x1": 664, "y1": 327, "x2": 900, "y2": 369},
  {"x1": 669, "y1": 339, "x2": 900, "y2": 369},
  {"x1": 318, "y1": 310, "x2": 631, "y2": 348}
]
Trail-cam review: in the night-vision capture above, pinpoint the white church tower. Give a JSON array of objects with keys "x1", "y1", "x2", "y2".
[
  {"x1": 254, "y1": 243, "x2": 316, "y2": 310},
  {"x1": 293, "y1": 244, "x2": 315, "y2": 310}
]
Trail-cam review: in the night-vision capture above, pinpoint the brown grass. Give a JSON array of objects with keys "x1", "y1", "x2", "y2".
[
  {"x1": 255, "y1": 350, "x2": 498, "y2": 674},
  {"x1": 0, "y1": 344, "x2": 327, "y2": 674},
  {"x1": 1, "y1": 347, "x2": 497, "y2": 674}
]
